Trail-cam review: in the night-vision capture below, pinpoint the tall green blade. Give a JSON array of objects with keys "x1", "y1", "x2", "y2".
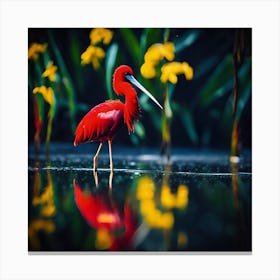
[{"x1": 105, "y1": 43, "x2": 119, "y2": 100}]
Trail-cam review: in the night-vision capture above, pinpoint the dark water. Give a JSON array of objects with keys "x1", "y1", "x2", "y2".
[{"x1": 28, "y1": 143, "x2": 251, "y2": 252}]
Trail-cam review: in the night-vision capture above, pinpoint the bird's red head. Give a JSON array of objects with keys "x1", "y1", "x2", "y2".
[
  {"x1": 114, "y1": 65, "x2": 133, "y2": 79},
  {"x1": 112, "y1": 65, "x2": 133, "y2": 95}
]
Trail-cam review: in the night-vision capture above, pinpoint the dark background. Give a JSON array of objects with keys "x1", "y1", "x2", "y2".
[{"x1": 28, "y1": 28, "x2": 251, "y2": 151}]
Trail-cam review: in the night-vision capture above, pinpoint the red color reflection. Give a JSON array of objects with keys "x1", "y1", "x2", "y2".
[{"x1": 73, "y1": 179, "x2": 137, "y2": 250}]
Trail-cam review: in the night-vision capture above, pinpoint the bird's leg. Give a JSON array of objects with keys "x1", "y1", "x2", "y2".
[
  {"x1": 109, "y1": 171, "x2": 113, "y2": 189},
  {"x1": 93, "y1": 142, "x2": 103, "y2": 172},
  {"x1": 108, "y1": 140, "x2": 114, "y2": 172},
  {"x1": 93, "y1": 170, "x2": 99, "y2": 188}
]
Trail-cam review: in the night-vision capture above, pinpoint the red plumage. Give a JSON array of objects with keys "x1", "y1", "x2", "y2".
[
  {"x1": 74, "y1": 100, "x2": 125, "y2": 146},
  {"x1": 74, "y1": 65, "x2": 140, "y2": 147},
  {"x1": 73, "y1": 64, "x2": 161, "y2": 173}
]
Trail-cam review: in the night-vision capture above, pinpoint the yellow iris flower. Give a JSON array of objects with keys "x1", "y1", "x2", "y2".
[
  {"x1": 141, "y1": 41, "x2": 194, "y2": 85},
  {"x1": 160, "y1": 62, "x2": 194, "y2": 84},
  {"x1": 42, "y1": 62, "x2": 57, "y2": 82},
  {"x1": 90, "y1": 28, "x2": 113, "y2": 45},
  {"x1": 28, "y1": 43, "x2": 47, "y2": 61},
  {"x1": 140, "y1": 42, "x2": 175, "y2": 79},
  {"x1": 33, "y1": 86, "x2": 55, "y2": 106},
  {"x1": 81, "y1": 45, "x2": 105, "y2": 69},
  {"x1": 140, "y1": 61, "x2": 156, "y2": 79},
  {"x1": 144, "y1": 42, "x2": 175, "y2": 63}
]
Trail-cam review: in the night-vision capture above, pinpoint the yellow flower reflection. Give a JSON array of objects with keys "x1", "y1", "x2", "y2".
[
  {"x1": 33, "y1": 86, "x2": 54, "y2": 106},
  {"x1": 81, "y1": 45, "x2": 105, "y2": 69},
  {"x1": 95, "y1": 229, "x2": 113, "y2": 250},
  {"x1": 28, "y1": 219, "x2": 55, "y2": 249},
  {"x1": 28, "y1": 42, "x2": 47, "y2": 61},
  {"x1": 177, "y1": 231, "x2": 188, "y2": 248},
  {"x1": 136, "y1": 173, "x2": 189, "y2": 231},
  {"x1": 136, "y1": 176, "x2": 155, "y2": 200},
  {"x1": 90, "y1": 28, "x2": 113, "y2": 45},
  {"x1": 161, "y1": 184, "x2": 189, "y2": 209},
  {"x1": 136, "y1": 176, "x2": 174, "y2": 230},
  {"x1": 160, "y1": 62, "x2": 194, "y2": 84},
  {"x1": 32, "y1": 169, "x2": 56, "y2": 217},
  {"x1": 29, "y1": 167, "x2": 56, "y2": 250},
  {"x1": 42, "y1": 62, "x2": 57, "y2": 82}
]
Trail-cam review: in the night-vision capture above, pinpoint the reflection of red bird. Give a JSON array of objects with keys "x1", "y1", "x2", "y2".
[
  {"x1": 74, "y1": 65, "x2": 162, "y2": 171},
  {"x1": 73, "y1": 179, "x2": 137, "y2": 250}
]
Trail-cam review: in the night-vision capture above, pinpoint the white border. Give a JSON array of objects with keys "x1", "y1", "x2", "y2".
[{"x1": 1, "y1": 0, "x2": 280, "y2": 279}]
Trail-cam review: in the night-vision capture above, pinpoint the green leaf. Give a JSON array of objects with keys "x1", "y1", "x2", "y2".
[
  {"x1": 174, "y1": 30, "x2": 200, "y2": 54},
  {"x1": 47, "y1": 30, "x2": 77, "y2": 134},
  {"x1": 179, "y1": 104, "x2": 198, "y2": 145},
  {"x1": 105, "y1": 43, "x2": 119, "y2": 100},
  {"x1": 134, "y1": 121, "x2": 145, "y2": 139},
  {"x1": 140, "y1": 28, "x2": 163, "y2": 60},
  {"x1": 119, "y1": 28, "x2": 140, "y2": 66},
  {"x1": 236, "y1": 60, "x2": 251, "y2": 119},
  {"x1": 198, "y1": 54, "x2": 233, "y2": 107},
  {"x1": 130, "y1": 133, "x2": 139, "y2": 145},
  {"x1": 69, "y1": 32, "x2": 84, "y2": 91},
  {"x1": 36, "y1": 93, "x2": 45, "y2": 124},
  {"x1": 194, "y1": 55, "x2": 220, "y2": 79}
]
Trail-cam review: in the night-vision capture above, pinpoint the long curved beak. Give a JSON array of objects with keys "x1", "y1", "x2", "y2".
[{"x1": 125, "y1": 74, "x2": 163, "y2": 110}]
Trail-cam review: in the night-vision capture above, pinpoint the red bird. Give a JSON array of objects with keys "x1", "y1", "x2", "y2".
[{"x1": 74, "y1": 65, "x2": 162, "y2": 172}]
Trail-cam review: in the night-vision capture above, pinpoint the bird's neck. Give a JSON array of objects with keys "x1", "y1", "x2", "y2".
[
  {"x1": 123, "y1": 88, "x2": 139, "y2": 133},
  {"x1": 113, "y1": 78, "x2": 140, "y2": 133}
]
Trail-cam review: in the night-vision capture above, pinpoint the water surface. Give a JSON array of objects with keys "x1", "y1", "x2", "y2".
[{"x1": 28, "y1": 144, "x2": 251, "y2": 252}]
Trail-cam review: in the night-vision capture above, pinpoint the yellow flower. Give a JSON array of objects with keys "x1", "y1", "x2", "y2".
[
  {"x1": 160, "y1": 62, "x2": 194, "y2": 84},
  {"x1": 181, "y1": 62, "x2": 194, "y2": 80},
  {"x1": 28, "y1": 43, "x2": 47, "y2": 61},
  {"x1": 81, "y1": 45, "x2": 105, "y2": 69},
  {"x1": 144, "y1": 42, "x2": 175, "y2": 63},
  {"x1": 42, "y1": 62, "x2": 57, "y2": 82},
  {"x1": 33, "y1": 86, "x2": 55, "y2": 106},
  {"x1": 161, "y1": 42, "x2": 175, "y2": 61},
  {"x1": 141, "y1": 42, "x2": 175, "y2": 79},
  {"x1": 144, "y1": 44, "x2": 164, "y2": 63},
  {"x1": 90, "y1": 28, "x2": 113, "y2": 45},
  {"x1": 95, "y1": 229, "x2": 112, "y2": 250},
  {"x1": 140, "y1": 62, "x2": 157, "y2": 79}
]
